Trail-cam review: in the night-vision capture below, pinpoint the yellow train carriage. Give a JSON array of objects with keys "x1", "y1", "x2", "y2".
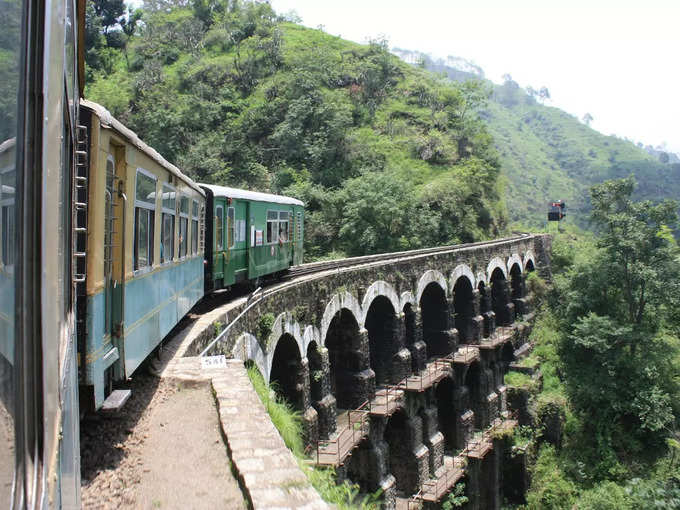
[{"x1": 79, "y1": 100, "x2": 205, "y2": 410}]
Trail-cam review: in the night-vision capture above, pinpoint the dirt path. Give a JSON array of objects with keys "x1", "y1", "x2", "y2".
[
  {"x1": 81, "y1": 375, "x2": 246, "y2": 509},
  {"x1": 134, "y1": 382, "x2": 245, "y2": 509}
]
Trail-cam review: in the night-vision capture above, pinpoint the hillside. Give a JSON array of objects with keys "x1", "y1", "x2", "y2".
[
  {"x1": 85, "y1": 0, "x2": 506, "y2": 259},
  {"x1": 395, "y1": 51, "x2": 680, "y2": 229}
]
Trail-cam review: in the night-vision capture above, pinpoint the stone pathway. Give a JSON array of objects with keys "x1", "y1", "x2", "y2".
[{"x1": 163, "y1": 357, "x2": 329, "y2": 510}]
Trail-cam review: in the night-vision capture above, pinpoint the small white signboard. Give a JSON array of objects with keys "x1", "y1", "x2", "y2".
[{"x1": 201, "y1": 355, "x2": 227, "y2": 370}]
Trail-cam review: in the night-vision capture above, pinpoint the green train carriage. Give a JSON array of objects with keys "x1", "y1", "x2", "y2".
[{"x1": 200, "y1": 184, "x2": 304, "y2": 291}]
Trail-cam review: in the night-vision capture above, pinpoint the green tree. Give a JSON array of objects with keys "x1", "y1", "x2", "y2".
[{"x1": 556, "y1": 177, "x2": 680, "y2": 470}]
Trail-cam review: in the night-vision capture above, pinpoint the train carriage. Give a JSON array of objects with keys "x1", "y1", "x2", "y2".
[
  {"x1": 79, "y1": 100, "x2": 206, "y2": 410},
  {"x1": 200, "y1": 185, "x2": 304, "y2": 292}
]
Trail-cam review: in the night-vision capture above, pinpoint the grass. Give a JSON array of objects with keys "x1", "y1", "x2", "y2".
[
  {"x1": 245, "y1": 365, "x2": 380, "y2": 509},
  {"x1": 504, "y1": 370, "x2": 534, "y2": 389},
  {"x1": 247, "y1": 364, "x2": 304, "y2": 456}
]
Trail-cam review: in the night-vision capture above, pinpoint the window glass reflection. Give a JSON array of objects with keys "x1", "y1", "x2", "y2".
[{"x1": 0, "y1": 0, "x2": 23, "y2": 503}]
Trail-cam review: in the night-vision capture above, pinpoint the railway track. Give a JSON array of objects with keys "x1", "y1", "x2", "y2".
[{"x1": 284, "y1": 232, "x2": 532, "y2": 280}]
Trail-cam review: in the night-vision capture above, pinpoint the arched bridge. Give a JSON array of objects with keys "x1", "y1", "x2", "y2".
[{"x1": 188, "y1": 233, "x2": 551, "y2": 508}]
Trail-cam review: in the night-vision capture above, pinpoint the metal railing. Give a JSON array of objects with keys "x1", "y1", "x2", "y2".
[
  {"x1": 453, "y1": 345, "x2": 479, "y2": 364},
  {"x1": 398, "y1": 357, "x2": 451, "y2": 392},
  {"x1": 370, "y1": 384, "x2": 404, "y2": 416},
  {"x1": 422, "y1": 456, "x2": 466, "y2": 502},
  {"x1": 314, "y1": 400, "x2": 370, "y2": 466}
]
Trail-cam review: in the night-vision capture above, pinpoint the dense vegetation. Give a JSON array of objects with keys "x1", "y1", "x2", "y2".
[
  {"x1": 395, "y1": 51, "x2": 680, "y2": 230},
  {"x1": 514, "y1": 178, "x2": 680, "y2": 509},
  {"x1": 85, "y1": 0, "x2": 506, "y2": 259}
]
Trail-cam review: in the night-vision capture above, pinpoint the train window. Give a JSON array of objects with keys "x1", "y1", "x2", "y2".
[
  {"x1": 136, "y1": 169, "x2": 156, "y2": 207},
  {"x1": 227, "y1": 207, "x2": 235, "y2": 249},
  {"x1": 216, "y1": 205, "x2": 223, "y2": 250},
  {"x1": 179, "y1": 195, "x2": 189, "y2": 258},
  {"x1": 266, "y1": 210, "x2": 278, "y2": 244},
  {"x1": 278, "y1": 211, "x2": 288, "y2": 243},
  {"x1": 134, "y1": 169, "x2": 156, "y2": 270},
  {"x1": 161, "y1": 184, "x2": 175, "y2": 263},
  {"x1": 191, "y1": 199, "x2": 199, "y2": 255},
  {"x1": 1, "y1": 169, "x2": 15, "y2": 267}
]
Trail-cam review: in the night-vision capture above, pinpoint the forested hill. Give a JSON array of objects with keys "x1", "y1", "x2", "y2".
[
  {"x1": 85, "y1": 0, "x2": 507, "y2": 259},
  {"x1": 394, "y1": 51, "x2": 680, "y2": 230}
]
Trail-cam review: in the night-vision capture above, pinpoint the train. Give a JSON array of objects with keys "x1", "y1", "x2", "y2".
[
  {"x1": 79, "y1": 100, "x2": 304, "y2": 411},
  {"x1": 0, "y1": 0, "x2": 304, "y2": 505}
]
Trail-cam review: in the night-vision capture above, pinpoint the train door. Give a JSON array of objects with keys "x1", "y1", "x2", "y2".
[
  {"x1": 224, "y1": 203, "x2": 235, "y2": 286},
  {"x1": 107, "y1": 146, "x2": 126, "y2": 382},
  {"x1": 213, "y1": 202, "x2": 225, "y2": 285}
]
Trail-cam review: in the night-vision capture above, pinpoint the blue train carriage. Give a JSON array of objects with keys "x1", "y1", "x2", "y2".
[
  {"x1": 79, "y1": 100, "x2": 206, "y2": 410},
  {"x1": 0, "y1": 139, "x2": 15, "y2": 375},
  {"x1": 200, "y1": 184, "x2": 304, "y2": 292}
]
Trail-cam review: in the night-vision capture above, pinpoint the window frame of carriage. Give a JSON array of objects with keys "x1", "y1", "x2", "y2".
[
  {"x1": 266, "y1": 210, "x2": 289, "y2": 245},
  {"x1": 227, "y1": 206, "x2": 235, "y2": 250},
  {"x1": 191, "y1": 199, "x2": 199, "y2": 256},
  {"x1": 0, "y1": 164, "x2": 16, "y2": 273},
  {"x1": 160, "y1": 183, "x2": 176, "y2": 265},
  {"x1": 215, "y1": 204, "x2": 224, "y2": 251},
  {"x1": 178, "y1": 194, "x2": 189, "y2": 260},
  {"x1": 133, "y1": 167, "x2": 157, "y2": 274}
]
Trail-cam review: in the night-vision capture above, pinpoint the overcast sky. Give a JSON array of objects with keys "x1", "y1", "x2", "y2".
[{"x1": 269, "y1": 0, "x2": 680, "y2": 155}]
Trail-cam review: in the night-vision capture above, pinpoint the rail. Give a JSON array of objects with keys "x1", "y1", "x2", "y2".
[
  {"x1": 286, "y1": 233, "x2": 533, "y2": 280},
  {"x1": 398, "y1": 357, "x2": 451, "y2": 392},
  {"x1": 314, "y1": 400, "x2": 370, "y2": 466},
  {"x1": 420, "y1": 456, "x2": 466, "y2": 503},
  {"x1": 200, "y1": 233, "x2": 535, "y2": 357}
]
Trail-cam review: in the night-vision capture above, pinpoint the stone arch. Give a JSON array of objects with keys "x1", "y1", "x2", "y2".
[
  {"x1": 525, "y1": 258, "x2": 536, "y2": 272},
  {"x1": 325, "y1": 307, "x2": 372, "y2": 409},
  {"x1": 487, "y1": 257, "x2": 507, "y2": 281},
  {"x1": 420, "y1": 280, "x2": 452, "y2": 358},
  {"x1": 232, "y1": 332, "x2": 268, "y2": 381},
  {"x1": 416, "y1": 269, "x2": 448, "y2": 303},
  {"x1": 269, "y1": 333, "x2": 305, "y2": 411},
  {"x1": 303, "y1": 325, "x2": 320, "y2": 355},
  {"x1": 476, "y1": 271, "x2": 487, "y2": 286},
  {"x1": 509, "y1": 261, "x2": 524, "y2": 303},
  {"x1": 450, "y1": 264, "x2": 476, "y2": 291},
  {"x1": 451, "y1": 272, "x2": 475, "y2": 343},
  {"x1": 400, "y1": 291, "x2": 416, "y2": 311},
  {"x1": 490, "y1": 266, "x2": 511, "y2": 326},
  {"x1": 523, "y1": 250, "x2": 536, "y2": 272},
  {"x1": 321, "y1": 291, "x2": 363, "y2": 345},
  {"x1": 506, "y1": 254, "x2": 523, "y2": 274},
  {"x1": 268, "y1": 312, "x2": 304, "y2": 358},
  {"x1": 364, "y1": 295, "x2": 400, "y2": 386},
  {"x1": 361, "y1": 280, "x2": 401, "y2": 324}
]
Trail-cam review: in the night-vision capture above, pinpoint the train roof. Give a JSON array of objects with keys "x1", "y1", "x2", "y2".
[
  {"x1": 80, "y1": 99, "x2": 204, "y2": 196},
  {"x1": 199, "y1": 184, "x2": 304, "y2": 206}
]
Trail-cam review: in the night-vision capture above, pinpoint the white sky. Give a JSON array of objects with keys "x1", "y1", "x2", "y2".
[{"x1": 270, "y1": 0, "x2": 680, "y2": 155}]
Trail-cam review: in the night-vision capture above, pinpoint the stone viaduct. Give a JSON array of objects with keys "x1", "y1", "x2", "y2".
[{"x1": 190, "y1": 234, "x2": 552, "y2": 509}]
